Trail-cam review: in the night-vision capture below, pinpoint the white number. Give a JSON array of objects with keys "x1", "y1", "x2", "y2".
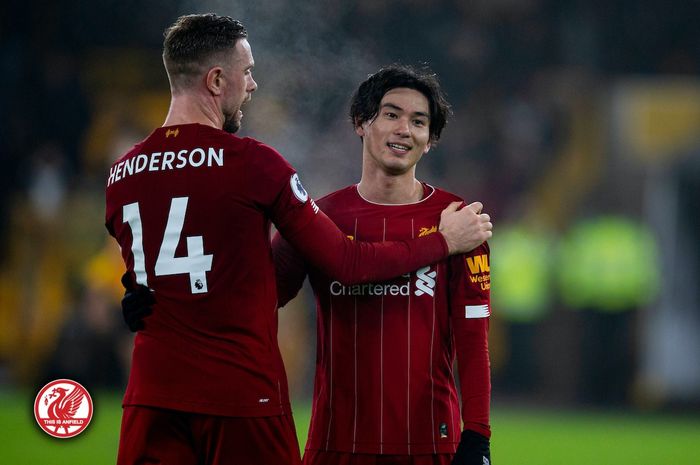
[
  {"x1": 123, "y1": 203, "x2": 148, "y2": 286},
  {"x1": 123, "y1": 197, "x2": 213, "y2": 294}
]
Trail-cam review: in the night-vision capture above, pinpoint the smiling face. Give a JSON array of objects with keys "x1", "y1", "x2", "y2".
[{"x1": 357, "y1": 87, "x2": 432, "y2": 176}]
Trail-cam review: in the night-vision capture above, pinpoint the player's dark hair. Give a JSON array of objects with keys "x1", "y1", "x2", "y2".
[
  {"x1": 350, "y1": 64, "x2": 452, "y2": 143},
  {"x1": 163, "y1": 13, "x2": 248, "y2": 90}
]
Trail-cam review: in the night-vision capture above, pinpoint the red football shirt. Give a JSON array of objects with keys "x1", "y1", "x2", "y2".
[
  {"x1": 105, "y1": 124, "x2": 448, "y2": 417},
  {"x1": 273, "y1": 184, "x2": 491, "y2": 454}
]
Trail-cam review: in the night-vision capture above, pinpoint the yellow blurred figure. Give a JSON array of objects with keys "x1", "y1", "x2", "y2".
[
  {"x1": 488, "y1": 223, "x2": 555, "y2": 394},
  {"x1": 556, "y1": 215, "x2": 660, "y2": 405},
  {"x1": 491, "y1": 224, "x2": 555, "y2": 323},
  {"x1": 557, "y1": 216, "x2": 660, "y2": 312}
]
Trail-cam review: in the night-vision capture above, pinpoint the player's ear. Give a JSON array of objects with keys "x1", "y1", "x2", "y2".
[
  {"x1": 206, "y1": 67, "x2": 224, "y2": 96},
  {"x1": 423, "y1": 140, "x2": 432, "y2": 155},
  {"x1": 354, "y1": 118, "x2": 367, "y2": 137}
]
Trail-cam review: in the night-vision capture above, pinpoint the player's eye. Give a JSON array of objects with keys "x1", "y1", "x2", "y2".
[
  {"x1": 413, "y1": 119, "x2": 427, "y2": 126},
  {"x1": 385, "y1": 112, "x2": 398, "y2": 119}
]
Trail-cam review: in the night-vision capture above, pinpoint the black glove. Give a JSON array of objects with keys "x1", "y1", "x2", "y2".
[
  {"x1": 121, "y1": 272, "x2": 155, "y2": 332},
  {"x1": 452, "y1": 430, "x2": 491, "y2": 465}
]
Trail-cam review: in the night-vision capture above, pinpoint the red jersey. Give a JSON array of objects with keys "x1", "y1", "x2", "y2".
[
  {"x1": 273, "y1": 184, "x2": 491, "y2": 455},
  {"x1": 105, "y1": 124, "x2": 448, "y2": 418}
]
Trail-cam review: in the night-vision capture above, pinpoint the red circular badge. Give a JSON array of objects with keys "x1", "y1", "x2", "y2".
[{"x1": 34, "y1": 379, "x2": 93, "y2": 438}]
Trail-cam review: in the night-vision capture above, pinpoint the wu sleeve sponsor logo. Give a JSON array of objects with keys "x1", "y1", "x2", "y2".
[
  {"x1": 414, "y1": 266, "x2": 437, "y2": 297},
  {"x1": 466, "y1": 254, "x2": 489, "y2": 274},
  {"x1": 466, "y1": 254, "x2": 491, "y2": 290}
]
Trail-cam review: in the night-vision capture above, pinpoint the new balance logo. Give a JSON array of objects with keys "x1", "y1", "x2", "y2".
[{"x1": 414, "y1": 266, "x2": 436, "y2": 297}]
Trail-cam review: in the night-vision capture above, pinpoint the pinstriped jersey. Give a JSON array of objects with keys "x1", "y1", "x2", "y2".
[
  {"x1": 105, "y1": 124, "x2": 448, "y2": 419},
  {"x1": 274, "y1": 184, "x2": 491, "y2": 455}
]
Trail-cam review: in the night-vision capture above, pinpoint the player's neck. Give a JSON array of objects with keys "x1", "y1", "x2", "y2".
[
  {"x1": 357, "y1": 170, "x2": 423, "y2": 205},
  {"x1": 163, "y1": 93, "x2": 224, "y2": 130}
]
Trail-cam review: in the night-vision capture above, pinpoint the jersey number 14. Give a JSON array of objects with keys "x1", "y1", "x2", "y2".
[{"x1": 123, "y1": 197, "x2": 213, "y2": 294}]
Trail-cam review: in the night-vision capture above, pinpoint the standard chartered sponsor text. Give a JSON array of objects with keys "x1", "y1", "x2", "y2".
[
  {"x1": 330, "y1": 280, "x2": 410, "y2": 297},
  {"x1": 108, "y1": 147, "x2": 224, "y2": 186}
]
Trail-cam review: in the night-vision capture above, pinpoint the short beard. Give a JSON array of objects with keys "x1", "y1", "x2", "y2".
[{"x1": 222, "y1": 114, "x2": 241, "y2": 134}]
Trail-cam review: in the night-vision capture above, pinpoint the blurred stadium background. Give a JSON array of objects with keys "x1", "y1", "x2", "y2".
[{"x1": 1, "y1": 0, "x2": 699, "y2": 463}]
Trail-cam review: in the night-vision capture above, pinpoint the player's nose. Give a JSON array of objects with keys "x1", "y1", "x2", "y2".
[
  {"x1": 248, "y1": 76, "x2": 258, "y2": 93},
  {"x1": 393, "y1": 118, "x2": 410, "y2": 136}
]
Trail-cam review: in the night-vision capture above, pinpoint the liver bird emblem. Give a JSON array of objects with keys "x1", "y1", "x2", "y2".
[{"x1": 43, "y1": 385, "x2": 86, "y2": 434}]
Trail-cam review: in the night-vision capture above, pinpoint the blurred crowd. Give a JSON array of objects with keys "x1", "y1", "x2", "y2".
[{"x1": 1, "y1": 0, "x2": 699, "y2": 410}]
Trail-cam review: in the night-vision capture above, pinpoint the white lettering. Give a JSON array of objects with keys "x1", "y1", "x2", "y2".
[
  {"x1": 208, "y1": 147, "x2": 224, "y2": 167},
  {"x1": 107, "y1": 164, "x2": 117, "y2": 186},
  {"x1": 107, "y1": 148, "x2": 224, "y2": 186},
  {"x1": 189, "y1": 148, "x2": 205, "y2": 167},
  {"x1": 135, "y1": 154, "x2": 148, "y2": 173},
  {"x1": 330, "y1": 281, "x2": 343, "y2": 296},
  {"x1": 123, "y1": 157, "x2": 135, "y2": 177},
  {"x1": 176, "y1": 150, "x2": 188, "y2": 168},
  {"x1": 115, "y1": 161, "x2": 124, "y2": 182},
  {"x1": 329, "y1": 280, "x2": 410, "y2": 297},
  {"x1": 149, "y1": 152, "x2": 162, "y2": 171},
  {"x1": 162, "y1": 151, "x2": 175, "y2": 170}
]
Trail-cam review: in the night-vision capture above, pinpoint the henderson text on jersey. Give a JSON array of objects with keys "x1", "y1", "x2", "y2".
[{"x1": 107, "y1": 147, "x2": 224, "y2": 186}]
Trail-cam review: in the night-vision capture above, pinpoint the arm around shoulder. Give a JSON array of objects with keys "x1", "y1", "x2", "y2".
[{"x1": 439, "y1": 201, "x2": 492, "y2": 255}]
